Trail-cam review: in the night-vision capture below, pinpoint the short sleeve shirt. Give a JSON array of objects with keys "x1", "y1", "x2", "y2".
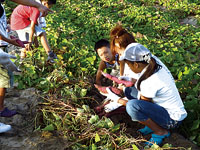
[
  {"x1": 11, "y1": 5, "x2": 40, "y2": 30},
  {"x1": 138, "y1": 66, "x2": 187, "y2": 121},
  {"x1": 0, "y1": 3, "x2": 8, "y2": 46}
]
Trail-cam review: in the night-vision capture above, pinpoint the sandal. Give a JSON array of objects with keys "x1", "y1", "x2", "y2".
[
  {"x1": 0, "y1": 107, "x2": 17, "y2": 117},
  {"x1": 138, "y1": 126, "x2": 153, "y2": 135},
  {"x1": 145, "y1": 132, "x2": 171, "y2": 146}
]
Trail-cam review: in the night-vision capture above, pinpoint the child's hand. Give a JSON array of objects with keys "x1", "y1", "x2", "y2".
[
  {"x1": 25, "y1": 43, "x2": 32, "y2": 51},
  {"x1": 9, "y1": 39, "x2": 22, "y2": 47},
  {"x1": 118, "y1": 83, "x2": 125, "y2": 91},
  {"x1": 10, "y1": 36, "x2": 29, "y2": 48}
]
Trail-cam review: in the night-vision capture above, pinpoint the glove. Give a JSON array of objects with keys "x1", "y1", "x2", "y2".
[
  {"x1": 106, "y1": 87, "x2": 121, "y2": 102},
  {"x1": 118, "y1": 76, "x2": 132, "y2": 81},
  {"x1": 0, "y1": 49, "x2": 20, "y2": 72},
  {"x1": 104, "y1": 101, "x2": 122, "y2": 113}
]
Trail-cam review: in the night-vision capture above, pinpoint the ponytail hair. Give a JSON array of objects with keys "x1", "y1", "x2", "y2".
[{"x1": 137, "y1": 57, "x2": 161, "y2": 91}]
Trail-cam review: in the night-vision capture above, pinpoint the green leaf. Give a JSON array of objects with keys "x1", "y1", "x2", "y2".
[
  {"x1": 111, "y1": 124, "x2": 120, "y2": 132},
  {"x1": 150, "y1": 144, "x2": 160, "y2": 149},
  {"x1": 52, "y1": 113, "x2": 61, "y2": 121},
  {"x1": 95, "y1": 133, "x2": 100, "y2": 143},
  {"x1": 86, "y1": 56, "x2": 96, "y2": 65},
  {"x1": 82, "y1": 105, "x2": 90, "y2": 112},
  {"x1": 196, "y1": 134, "x2": 200, "y2": 143},
  {"x1": 183, "y1": 66, "x2": 190, "y2": 75},
  {"x1": 77, "y1": 108, "x2": 85, "y2": 113},
  {"x1": 132, "y1": 144, "x2": 139, "y2": 150},
  {"x1": 88, "y1": 115, "x2": 99, "y2": 124},
  {"x1": 42, "y1": 124, "x2": 54, "y2": 131},
  {"x1": 80, "y1": 89, "x2": 87, "y2": 97},
  {"x1": 178, "y1": 71, "x2": 182, "y2": 80},
  {"x1": 162, "y1": 143, "x2": 172, "y2": 148},
  {"x1": 104, "y1": 118, "x2": 114, "y2": 128},
  {"x1": 191, "y1": 120, "x2": 200, "y2": 131},
  {"x1": 91, "y1": 144, "x2": 97, "y2": 150}
]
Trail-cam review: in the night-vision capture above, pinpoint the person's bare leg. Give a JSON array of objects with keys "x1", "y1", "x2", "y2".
[
  {"x1": 140, "y1": 118, "x2": 169, "y2": 135},
  {"x1": 0, "y1": 88, "x2": 6, "y2": 111},
  {"x1": 40, "y1": 32, "x2": 51, "y2": 54}
]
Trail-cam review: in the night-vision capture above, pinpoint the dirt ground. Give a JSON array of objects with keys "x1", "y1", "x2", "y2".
[{"x1": 0, "y1": 83, "x2": 199, "y2": 150}]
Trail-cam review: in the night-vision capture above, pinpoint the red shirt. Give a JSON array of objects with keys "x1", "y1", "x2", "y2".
[{"x1": 10, "y1": 5, "x2": 40, "y2": 30}]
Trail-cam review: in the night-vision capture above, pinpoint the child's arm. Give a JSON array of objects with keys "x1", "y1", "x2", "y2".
[
  {"x1": 96, "y1": 60, "x2": 106, "y2": 85},
  {"x1": 0, "y1": 33, "x2": 21, "y2": 47},
  {"x1": 27, "y1": 20, "x2": 36, "y2": 50},
  {"x1": 11, "y1": 0, "x2": 53, "y2": 16},
  {"x1": 119, "y1": 60, "x2": 125, "y2": 76},
  {"x1": 140, "y1": 95, "x2": 152, "y2": 102}
]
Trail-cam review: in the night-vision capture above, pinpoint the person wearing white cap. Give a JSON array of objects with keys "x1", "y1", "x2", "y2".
[{"x1": 103, "y1": 43, "x2": 187, "y2": 146}]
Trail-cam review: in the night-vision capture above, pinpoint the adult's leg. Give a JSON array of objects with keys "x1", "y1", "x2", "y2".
[
  {"x1": 126, "y1": 100, "x2": 173, "y2": 145},
  {"x1": 126, "y1": 100, "x2": 176, "y2": 133},
  {"x1": 0, "y1": 88, "x2": 5, "y2": 111},
  {"x1": 140, "y1": 118, "x2": 168, "y2": 136}
]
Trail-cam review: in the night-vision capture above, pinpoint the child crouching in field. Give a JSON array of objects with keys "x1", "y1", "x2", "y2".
[
  {"x1": 10, "y1": 0, "x2": 57, "y2": 63},
  {"x1": 94, "y1": 39, "x2": 124, "y2": 116},
  {"x1": 94, "y1": 39, "x2": 138, "y2": 117}
]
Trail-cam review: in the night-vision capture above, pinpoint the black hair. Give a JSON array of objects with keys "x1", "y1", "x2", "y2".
[
  {"x1": 94, "y1": 39, "x2": 110, "y2": 52},
  {"x1": 126, "y1": 57, "x2": 161, "y2": 91},
  {"x1": 41, "y1": 0, "x2": 56, "y2": 5},
  {"x1": 48, "y1": 0, "x2": 56, "y2": 5}
]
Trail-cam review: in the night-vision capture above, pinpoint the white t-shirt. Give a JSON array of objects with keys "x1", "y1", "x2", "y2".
[
  {"x1": 0, "y1": 4, "x2": 8, "y2": 46},
  {"x1": 137, "y1": 63, "x2": 187, "y2": 121}
]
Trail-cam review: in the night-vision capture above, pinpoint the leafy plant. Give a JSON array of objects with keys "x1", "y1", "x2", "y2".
[{"x1": 4, "y1": 0, "x2": 200, "y2": 148}]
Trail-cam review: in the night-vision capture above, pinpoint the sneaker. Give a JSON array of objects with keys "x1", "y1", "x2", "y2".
[
  {"x1": 47, "y1": 51, "x2": 57, "y2": 63},
  {"x1": 0, "y1": 122, "x2": 11, "y2": 133},
  {"x1": 0, "y1": 107, "x2": 17, "y2": 117}
]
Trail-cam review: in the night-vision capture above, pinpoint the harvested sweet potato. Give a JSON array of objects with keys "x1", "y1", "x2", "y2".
[
  {"x1": 101, "y1": 71, "x2": 134, "y2": 87},
  {"x1": 94, "y1": 84, "x2": 122, "y2": 95}
]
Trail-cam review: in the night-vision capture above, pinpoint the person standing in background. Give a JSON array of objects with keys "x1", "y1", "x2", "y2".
[{"x1": 0, "y1": 0, "x2": 52, "y2": 133}]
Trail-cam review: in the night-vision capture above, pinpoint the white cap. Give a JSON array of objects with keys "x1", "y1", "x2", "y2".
[{"x1": 119, "y1": 43, "x2": 152, "y2": 63}]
